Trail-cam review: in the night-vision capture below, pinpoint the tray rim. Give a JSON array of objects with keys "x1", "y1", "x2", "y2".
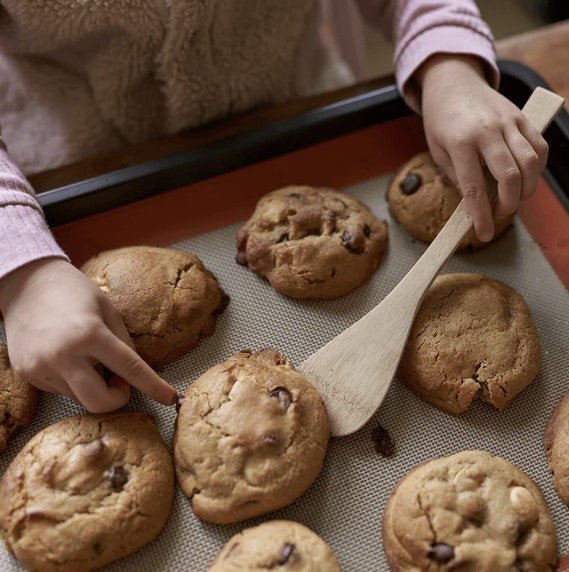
[{"x1": 38, "y1": 60, "x2": 569, "y2": 226}]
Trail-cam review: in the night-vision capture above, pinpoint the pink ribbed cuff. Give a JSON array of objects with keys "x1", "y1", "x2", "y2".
[
  {"x1": 0, "y1": 204, "x2": 68, "y2": 280},
  {"x1": 396, "y1": 25, "x2": 500, "y2": 113}
]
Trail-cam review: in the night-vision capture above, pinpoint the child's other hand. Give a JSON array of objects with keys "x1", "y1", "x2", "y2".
[
  {"x1": 418, "y1": 54, "x2": 548, "y2": 242},
  {"x1": 0, "y1": 258, "x2": 177, "y2": 412}
]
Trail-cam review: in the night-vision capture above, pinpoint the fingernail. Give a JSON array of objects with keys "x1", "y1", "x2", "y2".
[{"x1": 479, "y1": 231, "x2": 493, "y2": 242}]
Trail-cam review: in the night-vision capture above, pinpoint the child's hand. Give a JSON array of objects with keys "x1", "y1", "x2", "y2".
[
  {"x1": 0, "y1": 258, "x2": 177, "y2": 412},
  {"x1": 418, "y1": 54, "x2": 548, "y2": 242}
]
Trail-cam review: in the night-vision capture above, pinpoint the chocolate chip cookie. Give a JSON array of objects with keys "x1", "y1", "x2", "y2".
[
  {"x1": 82, "y1": 246, "x2": 228, "y2": 369},
  {"x1": 0, "y1": 343, "x2": 38, "y2": 452},
  {"x1": 544, "y1": 392, "x2": 569, "y2": 505},
  {"x1": 236, "y1": 185, "x2": 388, "y2": 298},
  {"x1": 208, "y1": 520, "x2": 340, "y2": 571},
  {"x1": 399, "y1": 273, "x2": 540, "y2": 415},
  {"x1": 0, "y1": 412, "x2": 174, "y2": 571},
  {"x1": 387, "y1": 152, "x2": 513, "y2": 249},
  {"x1": 383, "y1": 450, "x2": 558, "y2": 571},
  {"x1": 173, "y1": 349, "x2": 330, "y2": 524}
]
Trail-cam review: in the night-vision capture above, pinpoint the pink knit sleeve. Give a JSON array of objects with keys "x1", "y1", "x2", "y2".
[
  {"x1": 0, "y1": 140, "x2": 68, "y2": 281},
  {"x1": 355, "y1": 0, "x2": 499, "y2": 111}
]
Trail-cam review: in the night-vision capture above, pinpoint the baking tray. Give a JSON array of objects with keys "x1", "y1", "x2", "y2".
[
  {"x1": 1, "y1": 61, "x2": 568, "y2": 571},
  {"x1": 37, "y1": 60, "x2": 569, "y2": 226}
]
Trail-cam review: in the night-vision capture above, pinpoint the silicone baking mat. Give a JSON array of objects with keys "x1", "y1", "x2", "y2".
[{"x1": 1, "y1": 173, "x2": 568, "y2": 571}]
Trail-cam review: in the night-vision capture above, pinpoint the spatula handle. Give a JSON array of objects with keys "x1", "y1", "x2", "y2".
[{"x1": 400, "y1": 87, "x2": 564, "y2": 294}]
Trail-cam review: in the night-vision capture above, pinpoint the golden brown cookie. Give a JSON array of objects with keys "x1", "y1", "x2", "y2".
[
  {"x1": 399, "y1": 273, "x2": 540, "y2": 415},
  {"x1": 0, "y1": 412, "x2": 174, "y2": 571},
  {"x1": 383, "y1": 451, "x2": 558, "y2": 572},
  {"x1": 387, "y1": 152, "x2": 513, "y2": 249},
  {"x1": 236, "y1": 185, "x2": 388, "y2": 299},
  {"x1": 208, "y1": 520, "x2": 340, "y2": 571},
  {"x1": 0, "y1": 343, "x2": 38, "y2": 452},
  {"x1": 82, "y1": 246, "x2": 228, "y2": 369},
  {"x1": 544, "y1": 392, "x2": 569, "y2": 505},
  {"x1": 173, "y1": 349, "x2": 329, "y2": 524}
]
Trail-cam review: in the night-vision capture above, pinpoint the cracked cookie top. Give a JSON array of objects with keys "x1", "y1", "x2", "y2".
[
  {"x1": 0, "y1": 412, "x2": 174, "y2": 571},
  {"x1": 208, "y1": 520, "x2": 340, "y2": 571},
  {"x1": 383, "y1": 450, "x2": 558, "y2": 572},
  {"x1": 387, "y1": 152, "x2": 513, "y2": 249},
  {"x1": 0, "y1": 343, "x2": 38, "y2": 452},
  {"x1": 236, "y1": 185, "x2": 388, "y2": 299},
  {"x1": 399, "y1": 273, "x2": 540, "y2": 415},
  {"x1": 544, "y1": 392, "x2": 569, "y2": 505},
  {"x1": 82, "y1": 246, "x2": 228, "y2": 369},
  {"x1": 173, "y1": 349, "x2": 330, "y2": 524}
]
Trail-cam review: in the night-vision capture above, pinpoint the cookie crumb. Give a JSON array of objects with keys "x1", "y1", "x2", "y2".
[{"x1": 371, "y1": 424, "x2": 395, "y2": 457}]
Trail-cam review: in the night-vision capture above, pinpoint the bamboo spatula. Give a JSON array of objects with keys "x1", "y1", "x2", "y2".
[{"x1": 299, "y1": 87, "x2": 565, "y2": 437}]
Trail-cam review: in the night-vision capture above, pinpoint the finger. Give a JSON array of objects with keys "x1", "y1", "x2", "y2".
[
  {"x1": 28, "y1": 377, "x2": 59, "y2": 394},
  {"x1": 30, "y1": 375, "x2": 78, "y2": 401},
  {"x1": 93, "y1": 331, "x2": 177, "y2": 406},
  {"x1": 449, "y1": 146, "x2": 494, "y2": 242},
  {"x1": 480, "y1": 136, "x2": 521, "y2": 219},
  {"x1": 430, "y1": 144, "x2": 458, "y2": 185},
  {"x1": 63, "y1": 362, "x2": 131, "y2": 413},
  {"x1": 98, "y1": 295, "x2": 135, "y2": 350},
  {"x1": 517, "y1": 116, "x2": 549, "y2": 172},
  {"x1": 503, "y1": 126, "x2": 541, "y2": 200}
]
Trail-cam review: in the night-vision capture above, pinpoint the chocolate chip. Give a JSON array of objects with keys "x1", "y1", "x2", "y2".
[
  {"x1": 277, "y1": 543, "x2": 295, "y2": 566},
  {"x1": 330, "y1": 267, "x2": 337, "y2": 278},
  {"x1": 269, "y1": 387, "x2": 292, "y2": 411},
  {"x1": 235, "y1": 252, "x2": 248, "y2": 266},
  {"x1": 277, "y1": 232, "x2": 289, "y2": 243},
  {"x1": 213, "y1": 292, "x2": 230, "y2": 316},
  {"x1": 516, "y1": 521, "x2": 531, "y2": 546},
  {"x1": 399, "y1": 172, "x2": 422, "y2": 195},
  {"x1": 363, "y1": 224, "x2": 371, "y2": 237},
  {"x1": 340, "y1": 230, "x2": 364, "y2": 254},
  {"x1": 371, "y1": 424, "x2": 395, "y2": 457},
  {"x1": 93, "y1": 542, "x2": 103, "y2": 556},
  {"x1": 175, "y1": 395, "x2": 185, "y2": 413},
  {"x1": 427, "y1": 543, "x2": 455, "y2": 563},
  {"x1": 107, "y1": 465, "x2": 129, "y2": 492},
  {"x1": 288, "y1": 193, "x2": 302, "y2": 199}
]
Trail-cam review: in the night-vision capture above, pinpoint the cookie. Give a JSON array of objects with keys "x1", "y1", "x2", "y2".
[
  {"x1": 208, "y1": 520, "x2": 340, "y2": 571},
  {"x1": 387, "y1": 152, "x2": 513, "y2": 249},
  {"x1": 399, "y1": 273, "x2": 540, "y2": 415},
  {"x1": 82, "y1": 246, "x2": 228, "y2": 369},
  {"x1": 0, "y1": 343, "x2": 38, "y2": 452},
  {"x1": 0, "y1": 412, "x2": 174, "y2": 571},
  {"x1": 383, "y1": 450, "x2": 558, "y2": 571},
  {"x1": 236, "y1": 185, "x2": 388, "y2": 298},
  {"x1": 544, "y1": 392, "x2": 569, "y2": 505},
  {"x1": 173, "y1": 349, "x2": 329, "y2": 524},
  {"x1": 559, "y1": 554, "x2": 569, "y2": 572}
]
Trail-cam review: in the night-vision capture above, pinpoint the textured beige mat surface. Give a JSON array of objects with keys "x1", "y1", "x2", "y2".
[{"x1": 1, "y1": 174, "x2": 568, "y2": 570}]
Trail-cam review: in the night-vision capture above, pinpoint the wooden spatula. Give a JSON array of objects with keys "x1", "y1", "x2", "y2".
[{"x1": 299, "y1": 87, "x2": 565, "y2": 437}]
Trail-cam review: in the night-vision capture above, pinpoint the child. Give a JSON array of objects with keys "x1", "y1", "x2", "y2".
[{"x1": 0, "y1": 0, "x2": 548, "y2": 412}]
